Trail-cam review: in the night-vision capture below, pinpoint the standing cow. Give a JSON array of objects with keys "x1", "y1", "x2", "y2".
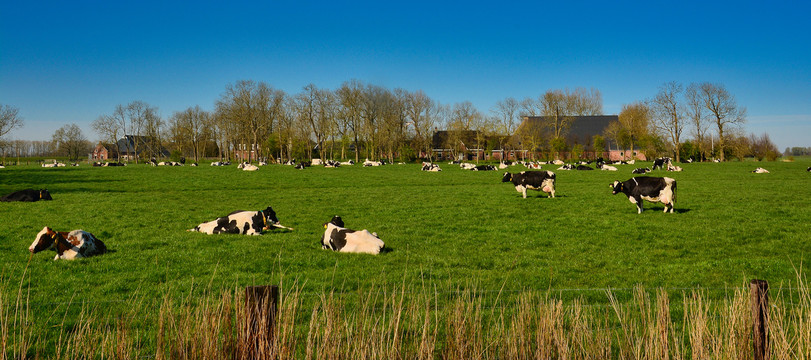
[
  {"x1": 321, "y1": 216, "x2": 385, "y2": 255},
  {"x1": 502, "y1": 171, "x2": 556, "y2": 198},
  {"x1": 610, "y1": 176, "x2": 677, "y2": 213},
  {"x1": 29, "y1": 227, "x2": 107, "y2": 260}
]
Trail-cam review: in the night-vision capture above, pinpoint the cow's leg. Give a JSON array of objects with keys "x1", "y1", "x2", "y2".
[{"x1": 629, "y1": 196, "x2": 643, "y2": 213}]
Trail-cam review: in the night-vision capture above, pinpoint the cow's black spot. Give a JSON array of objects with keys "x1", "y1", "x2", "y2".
[
  {"x1": 329, "y1": 229, "x2": 354, "y2": 251},
  {"x1": 243, "y1": 221, "x2": 250, "y2": 234}
]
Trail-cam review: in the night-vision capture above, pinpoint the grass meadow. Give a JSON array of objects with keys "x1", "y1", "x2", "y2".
[{"x1": 1, "y1": 158, "x2": 811, "y2": 357}]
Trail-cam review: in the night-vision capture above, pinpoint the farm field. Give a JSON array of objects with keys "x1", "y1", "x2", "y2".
[{"x1": 1, "y1": 159, "x2": 811, "y2": 355}]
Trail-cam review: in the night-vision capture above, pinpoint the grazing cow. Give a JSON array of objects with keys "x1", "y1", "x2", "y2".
[
  {"x1": 321, "y1": 216, "x2": 385, "y2": 255},
  {"x1": 652, "y1": 157, "x2": 671, "y2": 170},
  {"x1": 502, "y1": 171, "x2": 556, "y2": 198},
  {"x1": 472, "y1": 165, "x2": 496, "y2": 171},
  {"x1": 632, "y1": 167, "x2": 651, "y2": 174},
  {"x1": 610, "y1": 176, "x2": 677, "y2": 214},
  {"x1": 752, "y1": 167, "x2": 769, "y2": 174},
  {"x1": 1, "y1": 189, "x2": 53, "y2": 202},
  {"x1": 189, "y1": 206, "x2": 290, "y2": 235},
  {"x1": 421, "y1": 162, "x2": 442, "y2": 172},
  {"x1": 29, "y1": 227, "x2": 107, "y2": 260},
  {"x1": 576, "y1": 165, "x2": 594, "y2": 170}
]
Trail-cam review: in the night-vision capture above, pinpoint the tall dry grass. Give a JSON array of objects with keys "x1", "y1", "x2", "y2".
[{"x1": 6, "y1": 275, "x2": 811, "y2": 359}]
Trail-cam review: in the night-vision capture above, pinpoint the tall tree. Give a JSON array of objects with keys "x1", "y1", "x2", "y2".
[
  {"x1": 169, "y1": 106, "x2": 211, "y2": 162},
  {"x1": 0, "y1": 104, "x2": 23, "y2": 139},
  {"x1": 617, "y1": 101, "x2": 651, "y2": 159},
  {"x1": 91, "y1": 114, "x2": 122, "y2": 161},
  {"x1": 492, "y1": 97, "x2": 521, "y2": 158},
  {"x1": 52, "y1": 124, "x2": 90, "y2": 161},
  {"x1": 684, "y1": 83, "x2": 709, "y2": 161},
  {"x1": 700, "y1": 82, "x2": 746, "y2": 161},
  {"x1": 404, "y1": 90, "x2": 435, "y2": 161},
  {"x1": 651, "y1": 81, "x2": 685, "y2": 162},
  {"x1": 337, "y1": 80, "x2": 365, "y2": 162}
]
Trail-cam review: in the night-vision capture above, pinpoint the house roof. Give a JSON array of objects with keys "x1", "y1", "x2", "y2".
[{"x1": 518, "y1": 115, "x2": 618, "y2": 145}]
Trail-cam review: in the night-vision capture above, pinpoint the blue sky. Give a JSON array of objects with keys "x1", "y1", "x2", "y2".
[{"x1": 1, "y1": 1, "x2": 809, "y2": 150}]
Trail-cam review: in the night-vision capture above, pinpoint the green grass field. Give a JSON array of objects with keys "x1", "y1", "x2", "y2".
[{"x1": 2, "y1": 159, "x2": 810, "y2": 306}]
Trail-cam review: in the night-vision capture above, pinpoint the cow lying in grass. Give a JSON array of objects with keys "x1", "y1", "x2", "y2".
[
  {"x1": 189, "y1": 207, "x2": 292, "y2": 235},
  {"x1": 321, "y1": 216, "x2": 384, "y2": 255},
  {"x1": 1, "y1": 189, "x2": 53, "y2": 202},
  {"x1": 29, "y1": 227, "x2": 107, "y2": 260}
]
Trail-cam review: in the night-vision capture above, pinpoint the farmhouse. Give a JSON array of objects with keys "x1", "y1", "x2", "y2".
[{"x1": 91, "y1": 136, "x2": 170, "y2": 161}]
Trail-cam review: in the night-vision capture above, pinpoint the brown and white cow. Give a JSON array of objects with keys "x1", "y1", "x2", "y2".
[
  {"x1": 29, "y1": 227, "x2": 107, "y2": 260},
  {"x1": 610, "y1": 176, "x2": 677, "y2": 214},
  {"x1": 321, "y1": 216, "x2": 385, "y2": 255}
]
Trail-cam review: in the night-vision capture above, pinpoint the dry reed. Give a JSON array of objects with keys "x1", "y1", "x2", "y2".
[{"x1": 5, "y1": 274, "x2": 811, "y2": 359}]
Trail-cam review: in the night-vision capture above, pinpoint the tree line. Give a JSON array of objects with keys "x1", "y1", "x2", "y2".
[{"x1": 0, "y1": 81, "x2": 784, "y2": 164}]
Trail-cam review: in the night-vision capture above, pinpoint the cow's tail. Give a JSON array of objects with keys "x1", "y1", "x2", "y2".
[{"x1": 187, "y1": 227, "x2": 200, "y2": 232}]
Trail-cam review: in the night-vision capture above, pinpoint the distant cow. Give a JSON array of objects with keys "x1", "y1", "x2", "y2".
[
  {"x1": 421, "y1": 162, "x2": 442, "y2": 172},
  {"x1": 652, "y1": 157, "x2": 671, "y2": 170},
  {"x1": 324, "y1": 160, "x2": 341, "y2": 168},
  {"x1": 29, "y1": 226, "x2": 107, "y2": 260},
  {"x1": 321, "y1": 216, "x2": 385, "y2": 255},
  {"x1": 1, "y1": 189, "x2": 53, "y2": 202},
  {"x1": 363, "y1": 159, "x2": 382, "y2": 167},
  {"x1": 807, "y1": 167, "x2": 810, "y2": 172},
  {"x1": 472, "y1": 165, "x2": 496, "y2": 171},
  {"x1": 242, "y1": 164, "x2": 259, "y2": 171},
  {"x1": 295, "y1": 161, "x2": 310, "y2": 169},
  {"x1": 311, "y1": 159, "x2": 323, "y2": 166},
  {"x1": 598, "y1": 164, "x2": 618, "y2": 171},
  {"x1": 752, "y1": 167, "x2": 769, "y2": 174},
  {"x1": 340, "y1": 160, "x2": 355, "y2": 166},
  {"x1": 576, "y1": 165, "x2": 594, "y2": 170},
  {"x1": 502, "y1": 171, "x2": 556, "y2": 198},
  {"x1": 610, "y1": 176, "x2": 677, "y2": 214},
  {"x1": 460, "y1": 163, "x2": 476, "y2": 170},
  {"x1": 189, "y1": 206, "x2": 288, "y2": 235},
  {"x1": 557, "y1": 164, "x2": 574, "y2": 170},
  {"x1": 667, "y1": 164, "x2": 683, "y2": 172},
  {"x1": 632, "y1": 167, "x2": 651, "y2": 174}
]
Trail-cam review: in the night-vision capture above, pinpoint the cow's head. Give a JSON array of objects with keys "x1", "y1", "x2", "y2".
[
  {"x1": 39, "y1": 189, "x2": 53, "y2": 200},
  {"x1": 324, "y1": 216, "x2": 344, "y2": 229},
  {"x1": 501, "y1": 172, "x2": 513, "y2": 182},
  {"x1": 610, "y1": 181, "x2": 623, "y2": 195},
  {"x1": 261, "y1": 207, "x2": 279, "y2": 229},
  {"x1": 30, "y1": 226, "x2": 57, "y2": 253}
]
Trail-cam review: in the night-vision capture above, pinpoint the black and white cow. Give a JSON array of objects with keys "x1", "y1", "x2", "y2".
[
  {"x1": 610, "y1": 176, "x2": 677, "y2": 214},
  {"x1": 752, "y1": 167, "x2": 769, "y2": 174},
  {"x1": 502, "y1": 171, "x2": 556, "y2": 198},
  {"x1": 29, "y1": 226, "x2": 107, "y2": 260},
  {"x1": 652, "y1": 157, "x2": 671, "y2": 170},
  {"x1": 189, "y1": 207, "x2": 289, "y2": 235},
  {"x1": 324, "y1": 160, "x2": 341, "y2": 168},
  {"x1": 807, "y1": 167, "x2": 810, "y2": 172},
  {"x1": 1, "y1": 189, "x2": 53, "y2": 202},
  {"x1": 472, "y1": 165, "x2": 496, "y2": 171},
  {"x1": 632, "y1": 167, "x2": 651, "y2": 174},
  {"x1": 421, "y1": 162, "x2": 442, "y2": 171},
  {"x1": 295, "y1": 161, "x2": 310, "y2": 169},
  {"x1": 576, "y1": 165, "x2": 594, "y2": 170},
  {"x1": 321, "y1": 216, "x2": 385, "y2": 255}
]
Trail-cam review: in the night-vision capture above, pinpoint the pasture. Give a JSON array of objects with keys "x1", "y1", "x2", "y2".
[{"x1": 1, "y1": 159, "x2": 811, "y2": 356}]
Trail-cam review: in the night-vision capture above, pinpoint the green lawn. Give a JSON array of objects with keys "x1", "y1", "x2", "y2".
[{"x1": 2, "y1": 159, "x2": 810, "y2": 307}]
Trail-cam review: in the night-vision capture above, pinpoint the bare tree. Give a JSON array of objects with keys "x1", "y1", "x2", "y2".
[
  {"x1": 169, "y1": 106, "x2": 211, "y2": 163},
  {"x1": 337, "y1": 80, "x2": 365, "y2": 162},
  {"x1": 52, "y1": 124, "x2": 90, "y2": 161},
  {"x1": 0, "y1": 104, "x2": 23, "y2": 138},
  {"x1": 91, "y1": 114, "x2": 122, "y2": 161},
  {"x1": 651, "y1": 81, "x2": 686, "y2": 162},
  {"x1": 618, "y1": 101, "x2": 651, "y2": 160},
  {"x1": 404, "y1": 89, "x2": 435, "y2": 161},
  {"x1": 700, "y1": 82, "x2": 746, "y2": 161},
  {"x1": 492, "y1": 97, "x2": 521, "y2": 159},
  {"x1": 685, "y1": 83, "x2": 709, "y2": 160}
]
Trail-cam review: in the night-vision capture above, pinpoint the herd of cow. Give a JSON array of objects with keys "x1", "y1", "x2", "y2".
[{"x1": 3, "y1": 158, "x2": 805, "y2": 260}]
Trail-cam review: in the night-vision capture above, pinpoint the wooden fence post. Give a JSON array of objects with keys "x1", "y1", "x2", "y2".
[
  {"x1": 750, "y1": 279, "x2": 769, "y2": 360},
  {"x1": 245, "y1": 285, "x2": 280, "y2": 357}
]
